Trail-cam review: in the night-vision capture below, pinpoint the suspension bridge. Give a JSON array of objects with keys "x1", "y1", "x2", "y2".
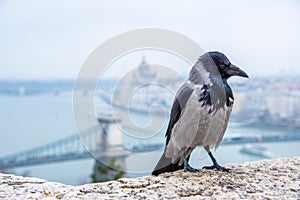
[{"x1": 0, "y1": 116, "x2": 121, "y2": 169}]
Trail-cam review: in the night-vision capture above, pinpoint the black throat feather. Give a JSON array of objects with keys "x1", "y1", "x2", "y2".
[{"x1": 223, "y1": 78, "x2": 234, "y2": 107}]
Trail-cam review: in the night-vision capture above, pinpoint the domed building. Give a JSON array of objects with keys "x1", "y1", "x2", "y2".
[{"x1": 112, "y1": 56, "x2": 182, "y2": 115}]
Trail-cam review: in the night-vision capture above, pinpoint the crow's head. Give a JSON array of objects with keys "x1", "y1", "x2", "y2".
[{"x1": 208, "y1": 51, "x2": 249, "y2": 79}]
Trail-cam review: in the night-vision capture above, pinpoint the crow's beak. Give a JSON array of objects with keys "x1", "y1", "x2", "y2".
[{"x1": 226, "y1": 64, "x2": 249, "y2": 78}]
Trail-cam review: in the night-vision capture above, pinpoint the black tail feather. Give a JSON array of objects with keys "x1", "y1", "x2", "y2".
[{"x1": 151, "y1": 151, "x2": 183, "y2": 176}]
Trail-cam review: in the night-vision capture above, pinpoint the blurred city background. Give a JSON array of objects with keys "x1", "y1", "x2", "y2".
[{"x1": 0, "y1": 0, "x2": 300, "y2": 185}]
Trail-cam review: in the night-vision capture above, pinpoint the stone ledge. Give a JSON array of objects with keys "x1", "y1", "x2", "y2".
[{"x1": 1, "y1": 157, "x2": 300, "y2": 199}]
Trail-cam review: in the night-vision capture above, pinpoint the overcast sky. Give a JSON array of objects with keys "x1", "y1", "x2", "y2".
[{"x1": 0, "y1": 0, "x2": 299, "y2": 80}]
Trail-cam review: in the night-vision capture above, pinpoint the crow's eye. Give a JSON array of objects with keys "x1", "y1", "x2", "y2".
[{"x1": 219, "y1": 64, "x2": 226, "y2": 70}]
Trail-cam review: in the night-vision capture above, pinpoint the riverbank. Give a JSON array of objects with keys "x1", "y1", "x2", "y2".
[{"x1": 1, "y1": 157, "x2": 299, "y2": 199}]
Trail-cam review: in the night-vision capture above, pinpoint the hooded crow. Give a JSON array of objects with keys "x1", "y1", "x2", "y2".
[{"x1": 152, "y1": 51, "x2": 248, "y2": 175}]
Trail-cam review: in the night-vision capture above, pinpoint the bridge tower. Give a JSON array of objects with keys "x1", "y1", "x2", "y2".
[{"x1": 91, "y1": 115, "x2": 127, "y2": 182}]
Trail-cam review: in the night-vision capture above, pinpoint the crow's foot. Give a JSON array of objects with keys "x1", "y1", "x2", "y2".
[
  {"x1": 203, "y1": 164, "x2": 230, "y2": 172},
  {"x1": 184, "y1": 164, "x2": 198, "y2": 172},
  {"x1": 183, "y1": 151, "x2": 198, "y2": 172}
]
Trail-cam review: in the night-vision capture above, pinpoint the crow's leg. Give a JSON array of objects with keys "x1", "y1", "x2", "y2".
[
  {"x1": 183, "y1": 152, "x2": 198, "y2": 172},
  {"x1": 203, "y1": 150, "x2": 230, "y2": 172}
]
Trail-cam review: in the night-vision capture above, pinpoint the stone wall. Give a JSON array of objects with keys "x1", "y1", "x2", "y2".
[{"x1": 1, "y1": 157, "x2": 299, "y2": 199}]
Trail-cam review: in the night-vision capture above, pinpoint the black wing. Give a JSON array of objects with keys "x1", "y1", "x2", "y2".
[
  {"x1": 165, "y1": 86, "x2": 193, "y2": 145},
  {"x1": 152, "y1": 86, "x2": 193, "y2": 176}
]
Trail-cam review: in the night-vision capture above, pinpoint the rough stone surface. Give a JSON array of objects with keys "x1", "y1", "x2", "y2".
[{"x1": 1, "y1": 157, "x2": 300, "y2": 199}]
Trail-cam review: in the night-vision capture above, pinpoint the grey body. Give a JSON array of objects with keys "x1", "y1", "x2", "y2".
[{"x1": 152, "y1": 52, "x2": 248, "y2": 175}]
